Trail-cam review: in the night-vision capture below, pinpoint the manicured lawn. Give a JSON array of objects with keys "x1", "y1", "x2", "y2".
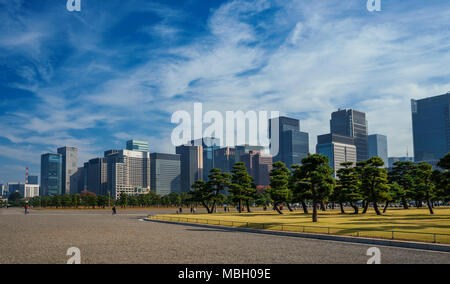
[{"x1": 150, "y1": 207, "x2": 450, "y2": 244}]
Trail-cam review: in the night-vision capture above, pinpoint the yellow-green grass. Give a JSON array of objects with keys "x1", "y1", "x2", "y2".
[{"x1": 149, "y1": 208, "x2": 450, "y2": 244}]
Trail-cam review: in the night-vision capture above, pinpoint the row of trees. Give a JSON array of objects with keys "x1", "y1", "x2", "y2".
[
  {"x1": 22, "y1": 191, "x2": 193, "y2": 209},
  {"x1": 190, "y1": 154, "x2": 450, "y2": 222}
]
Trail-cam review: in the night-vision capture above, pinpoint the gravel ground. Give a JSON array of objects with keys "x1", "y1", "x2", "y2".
[{"x1": 1, "y1": 208, "x2": 449, "y2": 264}]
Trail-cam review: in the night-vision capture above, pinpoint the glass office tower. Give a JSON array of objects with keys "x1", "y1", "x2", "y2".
[
  {"x1": 40, "y1": 153, "x2": 63, "y2": 196},
  {"x1": 368, "y1": 134, "x2": 388, "y2": 167},
  {"x1": 330, "y1": 109, "x2": 369, "y2": 162},
  {"x1": 126, "y1": 140, "x2": 149, "y2": 152},
  {"x1": 411, "y1": 92, "x2": 450, "y2": 165},
  {"x1": 269, "y1": 116, "x2": 309, "y2": 168}
]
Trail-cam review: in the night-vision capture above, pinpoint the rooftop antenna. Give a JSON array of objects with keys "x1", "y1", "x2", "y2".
[{"x1": 25, "y1": 167, "x2": 29, "y2": 184}]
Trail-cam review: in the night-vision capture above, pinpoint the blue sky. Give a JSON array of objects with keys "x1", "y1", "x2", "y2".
[{"x1": 0, "y1": 0, "x2": 449, "y2": 183}]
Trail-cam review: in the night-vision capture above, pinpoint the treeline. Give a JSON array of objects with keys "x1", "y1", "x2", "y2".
[
  {"x1": 25, "y1": 191, "x2": 194, "y2": 209},
  {"x1": 190, "y1": 154, "x2": 450, "y2": 222}
]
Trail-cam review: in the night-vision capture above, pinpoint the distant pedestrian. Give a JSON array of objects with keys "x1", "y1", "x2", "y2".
[
  {"x1": 179, "y1": 207, "x2": 183, "y2": 214},
  {"x1": 24, "y1": 203, "x2": 29, "y2": 215},
  {"x1": 112, "y1": 206, "x2": 117, "y2": 215}
]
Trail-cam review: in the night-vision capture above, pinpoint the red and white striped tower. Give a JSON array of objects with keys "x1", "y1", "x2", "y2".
[{"x1": 25, "y1": 167, "x2": 29, "y2": 185}]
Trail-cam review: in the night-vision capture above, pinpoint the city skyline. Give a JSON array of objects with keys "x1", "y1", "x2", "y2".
[{"x1": 1, "y1": 0, "x2": 450, "y2": 183}]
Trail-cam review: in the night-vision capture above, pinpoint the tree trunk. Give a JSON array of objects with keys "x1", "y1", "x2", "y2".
[
  {"x1": 362, "y1": 201, "x2": 369, "y2": 214},
  {"x1": 340, "y1": 202, "x2": 345, "y2": 214},
  {"x1": 349, "y1": 202, "x2": 359, "y2": 214},
  {"x1": 401, "y1": 197, "x2": 409, "y2": 209},
  {"x1": 246, "y1": 200, "x2": 251, "y2": 213},
  {"x1": 426, "y1": 193, "x2": 434, "y2": 215},
  {"x1": 202, "y1": 201, "x2": 212, "y2": 214},
  {"x1": 383, "y1": 202, "x2": 389, "y2": 213},
  {"x1": 286, "y1": 203, "x2": 294, "y2": 212},
  {"x1": 320, "y1": 202, "x2": 326, "y2": 211},
  {"x1": 312, "y1": 200, "x2": 318, "y2": 222},
  {"x1": 373, "y1": 202, "x2": 382, "y2": 216},
  {"x1": 238, "y1": 200, "x2": 242, "y2": 213},
  {"x1": 274, "y1": 204, "x2": 283, "y2": 214},
  {"x1": 301, "y1": 200, "x2": 309, "y2": 214}
]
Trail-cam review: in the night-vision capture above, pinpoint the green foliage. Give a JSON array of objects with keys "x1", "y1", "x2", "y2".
[
  {"x1": 293, "y1": 154, "x2": 335, "y2": 222},
  {"x1": 389, "y1": 161, "x2": 416, "y2": 209},
  {"x1": 268, "y1": 161, "x2": 292, "y2": 214},
  {"x1": 356, "y1": 157, "x2": 390, "y2": 215},
  {"x1": 413, "y1": 163, "x2": 436, "y2": 214},
  {"x1": 229, "y1": 162, "x2": 255, "y2": 213},
  {"x1": 335, "y1": 162, "x2": 362, "y2": 214}
]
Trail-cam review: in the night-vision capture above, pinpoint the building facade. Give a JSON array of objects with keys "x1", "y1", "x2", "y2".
[
  {"x1": 57, "y1": 147, "x2": 78, "y2": 194},
  {"x1": 269, "y1": 116, "x2": 309, "y2": 168},
  {"x1": 105, "y1": 150, "x2": 151, "y2": 199},
  {"x1": 411, "y1": 92, "x2": 450, "y2": 164},
  {"x1": 191, "y1": 138, "x2": 220, "y2": 178},
  {"x1": 240, "y1": 151, "x2": 273, "y2": 187},
  {"x1": 316, "y1": 134, "x2": 357, "y2": 176},
  {"x1": 126, "y1": 140, "x2": 149, "y2": 152},
  {"x1": 330, "y1": 109, "x2": 369, "y2": 162},
  {"x1": 176, "y1": 145, "x2": 203, "y2": 193},
  {"x1": 214, "y1": 147, "x2": 236, "y2": 174},
  {"x1": 27, "y1": 175, "x2": 38, "y2": 185},
  {"x1": 84, "y1": 158, "x2": 108, "y2": 195},
  {"x1": 150, "y1": 153, "x2": 181, "y2": 196},
  {"x1": 368, "y1": 134, "x2": 388, "y2": 167},
  {"x1": 40, "y1": 153, "x2": 63, "y2": 196}
]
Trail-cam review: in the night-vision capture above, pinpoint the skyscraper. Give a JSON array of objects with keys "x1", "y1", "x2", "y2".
[
  {"x1": 84, "y1": 158, "x2": 108, "y2": 195},
  {"x1": 214, "y1": 147, "x2": 236, "y2": 174},
  {"x1": 57, "y1": 147, "x2": 78, "y2": 194},
  {"x1": 126, "y1": 140, "x2": 149, "y2": 152},
  {"x1": 105, "y1": 150, "x2": 151, "y2": 199},
  {"x1": 40, "y1": 153, "x2": 63, "y2": 196},
  {"x1": 150, "y1": 153, "x2": 181, "y2": 196},
  {"x1": 368, "y1": 134, "x2": 388, "y2": 167},
  {"x1": 330, "y1": 109, "x2": 369, "y2": 162},
  {"x1": 316, "y1": 134, "x2": 357, "y2": 176},
  {"x1": 234, "y1": 145, "x2": 264, "y2": 163},
  {"x1": 411, "y1": 92, "x2": 450, "y2": 164},
  {"x1": 240, "y1": 151, "x2": 273, "y2": 187},
  {"x1": 191, "y1": 138, "x2": 220, "y2": 177},
  {"x1": 269, "y1": 116, "x2": 309, "y2": 168},
  {"x1": 176, "y1": 145, "x2": 203, "y2": 193}
]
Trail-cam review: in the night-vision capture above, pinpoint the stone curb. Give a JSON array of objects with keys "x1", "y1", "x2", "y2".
[{"x1": 145, "y1": 218, "x2": 450, "y2": 253}]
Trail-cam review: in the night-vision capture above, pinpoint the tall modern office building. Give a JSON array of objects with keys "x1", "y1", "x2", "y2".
[
  {"x1": 214, "y1": 147, "x2": 236, "y2": 174},
  {"x1": 0, "y1": 184, "x2": 5, "y2": 197},
  {"x1": 269, "y1": 116, "x2": 309, "y2": 168},
  {"x1": 8, "y1": 183, "x2": 39, "y2": 198},
  {"x1": 411, "y1": 92, "x2": 450, "y2": 165},
  {"x1": 126, "y1": 140, "x2": 149, "y2": 152},
  {"x1": 368, "y1": 134, "x2": 388, "y2": 167},
  {"x1": 84, "y1": 158, "x2": 108, "y2": 195},
  {"x1": 241, "y1": 151, "x2": 273, "y2": 187},
  {"x1": 40, "y1": 153, "x2": 63, "y2": 196},
  {"x1": 316, "y1": 134, "x2": 357, "y2": 176},
  {"x1": 191, "y1": 138, "x2": 220, "y2": 177},
  {"x1": 57, "y1": 147, "x2": 78, "y2": 194},
  {"x1": 105, "y1": 150, "x2": 151, "y2": 199},
  {"x1": 176, "y1": 145, "x2": 203, "y2": 192},
  {"x1": 70, "y1": 167, "x2": 85, "y2": 194},
  {"x1": 150, "y1": 153, "x2": 181, "y2": 196},
  {"x1": 330, "y1": 109, "x2": 369, "y2": 162}
]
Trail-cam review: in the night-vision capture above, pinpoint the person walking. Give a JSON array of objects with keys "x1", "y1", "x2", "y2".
[
  {"x1": 112, "y1": 206, "x2": 117, "y2": 215},
  {"x1": 24, "y1": 203, "x2": 29, "y2": 215}
]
